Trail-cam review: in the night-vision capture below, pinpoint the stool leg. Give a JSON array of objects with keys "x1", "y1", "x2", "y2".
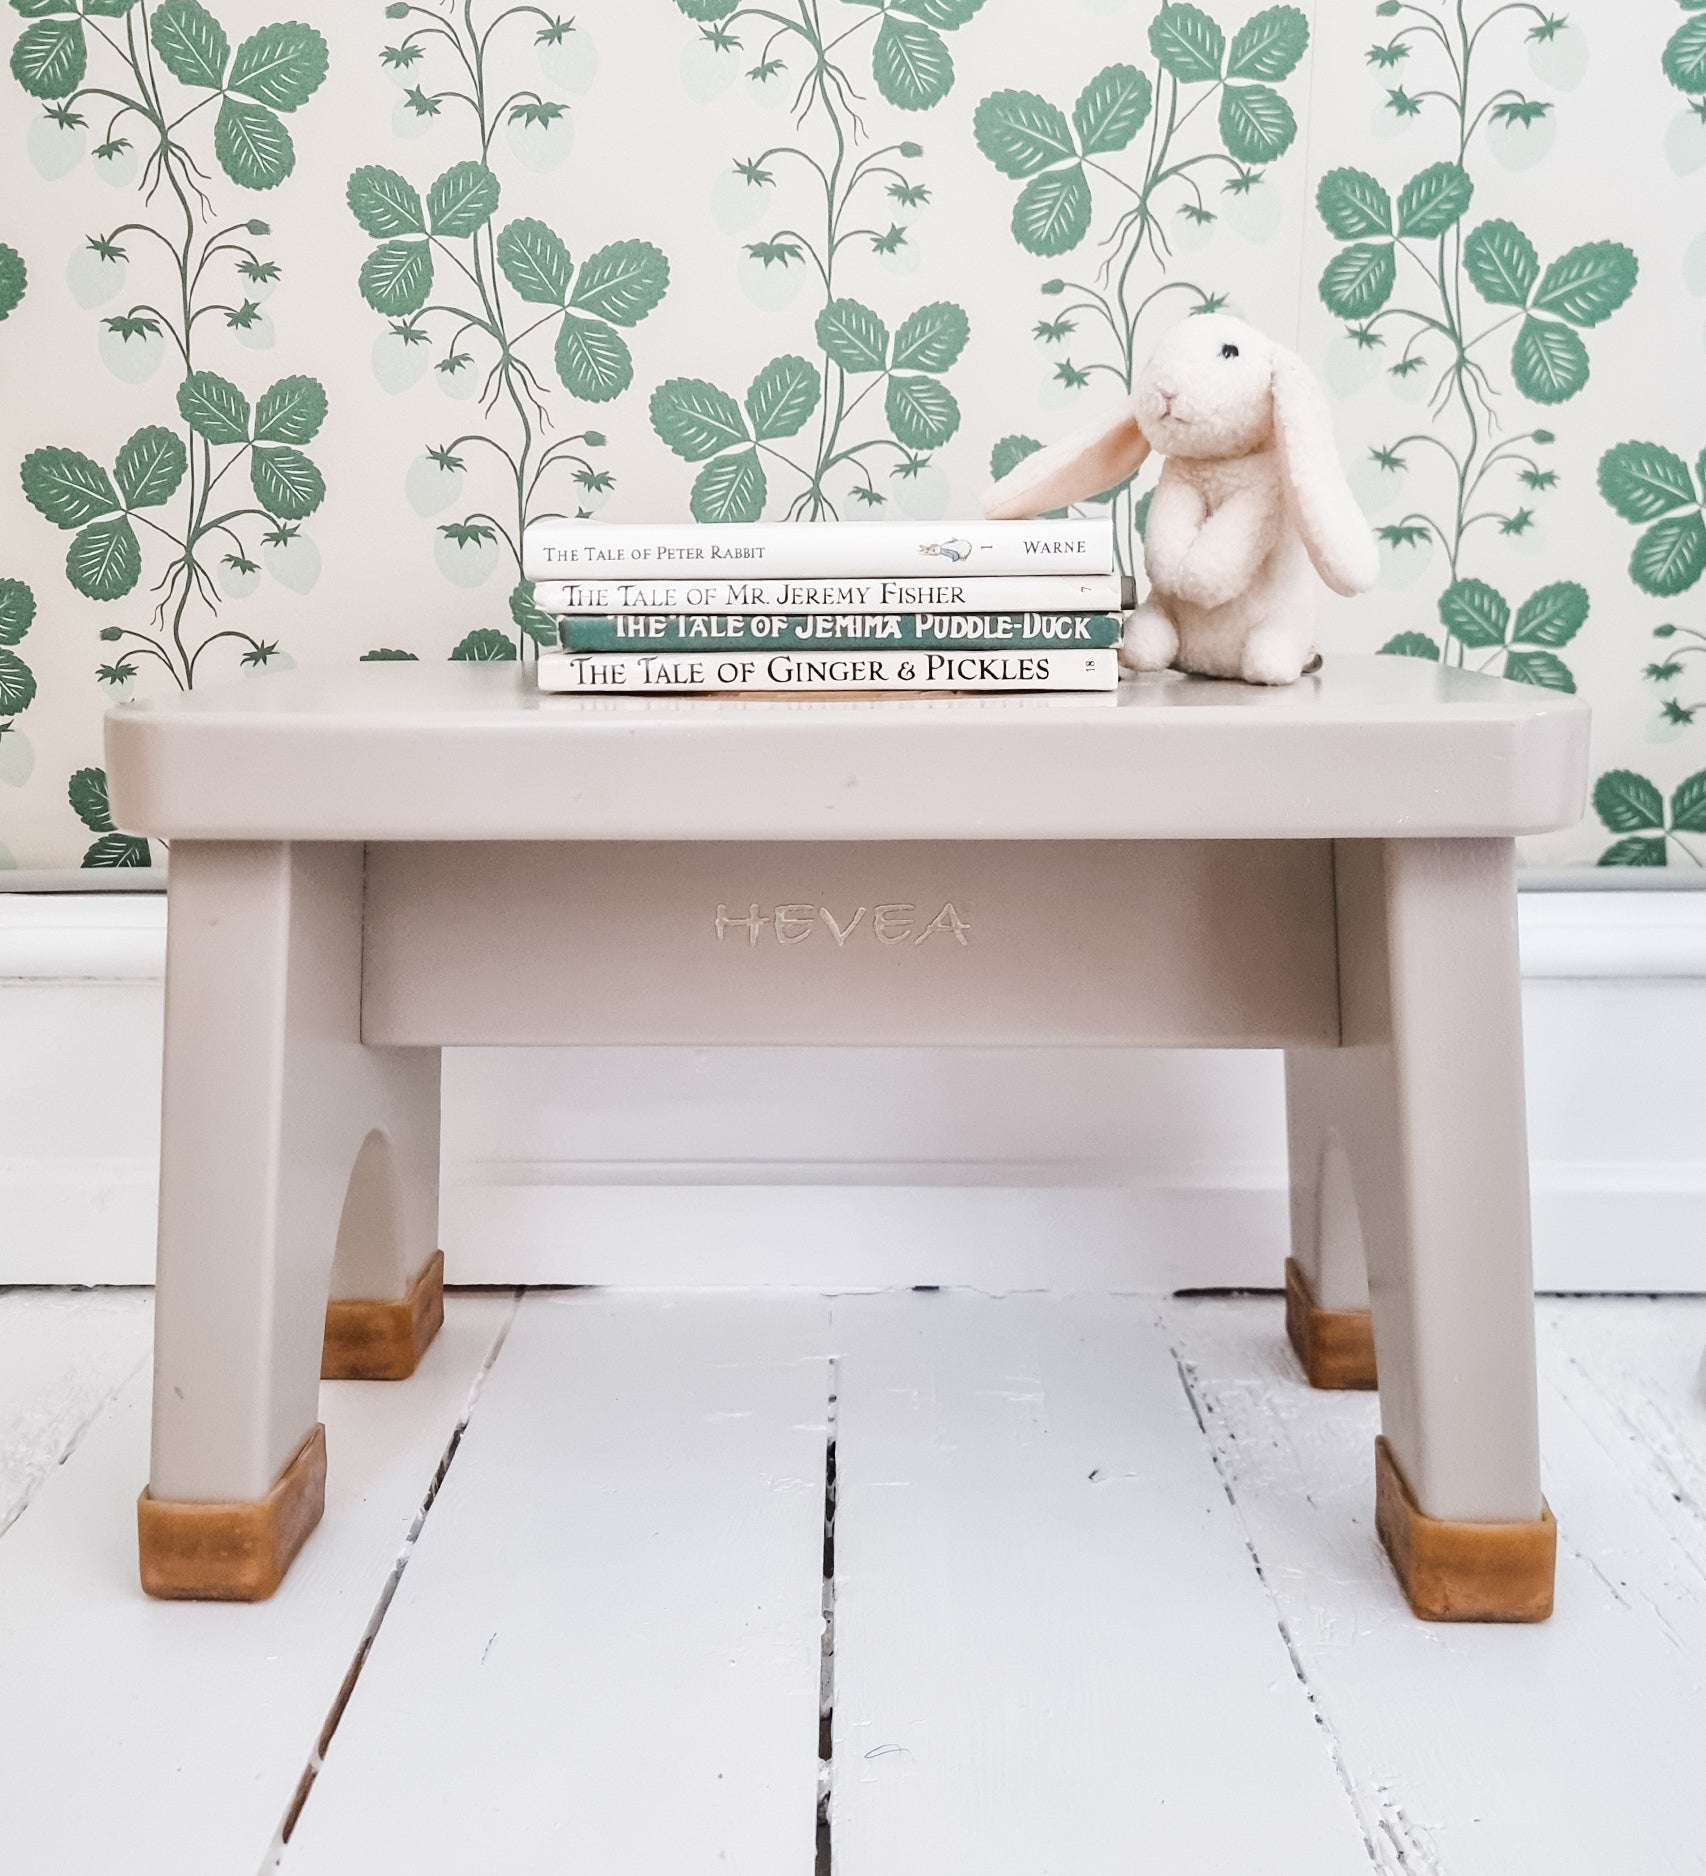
[
  {"x1": 1332, "y1": 837, "x2": 1554, "y2": 1621},
  {"x1": 321, "y1": 1050, "x2": 443, "y2": 1382},
  {"x1": 1283, "y1": 1049, "x2": 1376, "y2": 1389},
  {"x1": 139, "y1": 842, "x2": 412, "y2": 1600}
]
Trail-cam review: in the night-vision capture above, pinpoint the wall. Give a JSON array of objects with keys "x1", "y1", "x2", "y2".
[
  {"x1": 1, "y1": 0, "x2": 1704, "y2": 871},
  {"x1": 4, "y1": 887, "x2": 1706, "y2": 1289}
]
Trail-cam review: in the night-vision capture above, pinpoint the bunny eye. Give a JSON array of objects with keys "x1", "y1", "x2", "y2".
[{"x1": 1220, "y1": 342, "x2": 1240, "y2": 359}]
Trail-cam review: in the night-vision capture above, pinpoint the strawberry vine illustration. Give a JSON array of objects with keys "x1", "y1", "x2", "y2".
[
  {"x1": 1591, "y1": 768, "x2": 1706, "y2": 869},
  {"x1": 67, "y1": 763, "x2": 150, "y2": 868},
  {"x1": 651, "y1": 301, "x2": 968, "y2": 522},
  {"x1": 1664, "y1": 0, "x2": 1706, "y2": 107},
  {"x1": 1381, "y1": 577, "x2": 1586, "y2": 687},
  {"x1": 11, "y1": 0, "x2": 324, "y2": 191},
  {"x1": 0, "y1": 241, "x2": 23, "y2": 322},
  {"x1": 1597, "y1": 440, "x2": 1706, "y2": 734},
  {"x1": 350, "y1": 3, "x2": 670, "y2": 661},
  {"x1": 1638, "y1": 622, "x2": 1706, "y2": 733},
  {"x1": 972, "y1": 3, "x2": 1311, "y2": 574},
  {"x1": 1585, "y1": 434, "x2": 1706, "y2": 868},
  {"x1": 6, "y1": 0, "x2": 329, "y2": 866},
  {"x1": 22, "y1": 371, "x2": 327, "y2": 682},
  {"x1": 652, "y1": 0, "x2": 978, "y2": 521},
  {"x1": 680, "y1": 0, "x2": 988, "y2": 120},
  {"x1": 0, "y1": 580, "x2": 38, "y2": 748},
  {"x1": 1321, "y1": 1, "x2": 1636, "y2": 690}
]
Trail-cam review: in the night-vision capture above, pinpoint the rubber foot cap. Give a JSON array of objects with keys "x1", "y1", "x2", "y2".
[
  {"x1": 321, "y1": 1249, "x2": 445, "y2": 1381},
  {"x1": 1375, "y1": 1435, "x2": 1556, "y2": 1623},
  {"x1": 1285, "y1": 1256, "x2": 1377, "y2": 1390},
  {"x1": 138, "y1": 1424, "x2": 326, "y2": 1602}
]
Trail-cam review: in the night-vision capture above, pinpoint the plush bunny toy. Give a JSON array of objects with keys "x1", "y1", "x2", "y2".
[{"x1": 983, "y1": 313, "x2": 1379, "y2": 685}]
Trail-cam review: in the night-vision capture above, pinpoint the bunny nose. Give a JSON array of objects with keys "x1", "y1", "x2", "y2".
[{"x1": 1154, "y1": 383, "x2": 1177, "y2": 411}]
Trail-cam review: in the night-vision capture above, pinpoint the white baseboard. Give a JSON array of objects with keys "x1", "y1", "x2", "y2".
[
  {"x1": 3, "y1": 889, "x2": 1704, "y2": 1292},
  {"x1": 0, "y1": 1156, "x2": 159, "y2": 1286}
]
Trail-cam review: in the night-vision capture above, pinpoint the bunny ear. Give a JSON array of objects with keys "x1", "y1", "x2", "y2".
[
  {"x1": 982, "y1": 407, "x2": 1151, "y2": 520},
  {"x1": 1269, "y1": 346, "x2": 1379, "y2": 597}
]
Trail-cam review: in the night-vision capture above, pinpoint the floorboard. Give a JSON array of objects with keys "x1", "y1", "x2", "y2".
[
  {"x1": 1539, "y1": 1296, "x2": 1706, "y2": 1603},
  {"x1": 281, "y1": 1292, "x2": 834, "y2": 1876},
  {"x1": 5, "y1": 1289, "x2": 1706, "y2": 1874},
  {"x1": 0, "y1": 1289, "x2": 151, "y2": 1538},
  {"x1": 1164, "y1": 1294, "x2": 1706, "y2": 1876},
  {"x1": 828, "y1": 1290, "x2": 1375, "y2": 1875},
  {"x1": 0, "y1": 1295, "x2": 514, "y2": 1876}
]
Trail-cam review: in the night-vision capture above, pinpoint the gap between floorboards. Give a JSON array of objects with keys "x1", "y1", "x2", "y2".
[{"x1": 264, "y1": 1290, "x2": 522, "y2": 1868}]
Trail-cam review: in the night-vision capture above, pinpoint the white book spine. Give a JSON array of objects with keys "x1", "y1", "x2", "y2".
[
  {"x1": 522, "y1": 519, "x2": 1114, "y2": 581},
  {"x1": 535, "y1": 648, "x2": 1119, "y2": 694},
  {"x1": 532, "y1": 573, "x2": 1133, "y2": 614}
]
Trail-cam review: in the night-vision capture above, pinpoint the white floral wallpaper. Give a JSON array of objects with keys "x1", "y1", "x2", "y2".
[{"x1": 1, "y1": 0, "x2": 1702, "y2": 869}]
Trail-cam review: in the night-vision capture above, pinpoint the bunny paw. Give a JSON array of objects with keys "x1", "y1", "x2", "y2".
[
  {"x1": 1239, "y1": 632, "x2": 1310, "y2": 686},
  {"x1": 1121, "y1": 602, "x2": 1179, "y2": 672}
]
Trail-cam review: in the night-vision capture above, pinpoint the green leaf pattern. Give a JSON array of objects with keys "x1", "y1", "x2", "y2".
[
  {"x1": 1395, "y1": 162, "x2": 1472, "y2": 238},
  {"x1": 347, "y1": 166, "x2": 425, "y2": 238},
  {"x1": 1218, "y1": 83, "x2": 1296, "y2": 164},
  {"x1": 1226, "y1": 7, "x2": 1308, "y2": 80},
  {"x1": 113, "y1": 427, "x2": 188, "y2": 508},
  {"x1": 1013, "y1": 167, "x2": 1093, "y2": 255},
  {"x1": 650, "y1": 379, "x2": 750, "y2": 461},
  {"x1": 11, "y1": 18, "x2": 86, "y2": 98},
  {"x1": 745, "y1": 356, "x2": 822, "y2": 442},
  {"x1": 966, "y1": 0, "x2": 1310, "y2": 628},
  {"x1": 0, "y1": 243, "x2": 25, "y2": 324},
  {"x1": 974, "y1": 91, "x2": 1076, "y2": 175},
  {"x1": 647, "y1": 0, "x2": 978, "y2": 526},
  {"x1": 0, "y1": 1, "x2": 1699, "y2": 869},
  {"x1": 691, "y1": 448, "x2": 766, "y2": 524},
  {"x1": 150, "y1": 0, "x2": 228, "y2": 90},
  {"x1": 214, "y1": 96, "x2": 297, "y2": 189},
  {"x1": 7, "y1": 0, "x2": 333, "y2": 800},
  {"x1": 892, "y1": 302, "x2": 970, "y2": 373},
  {"x1": 1307, "y1": 2, "x2": 1656, "y2": 774},
  {"x1": 553, "y1": 315, "x2": 634, "y2": 403},
  {"x1": 569, "y1": 242, "x2": 671, "y2": 325},
  {"x1": 873, "y1": 13, "x2": 954, "y2": 112},
  {"x1": 334, "y1": 18, "x2": 670, "y2": 652},
  {"x1": 1317, "y1": 169, "x2": 1392, "y2": 239},
  {"x1": 1072, "y1": 65, "x2": 1152, "y2": 155},
  {"x1": 1150, "y1": 4, "x2": 1224, "y2": 83},
  {"x1": 496, "y1": 219, "x2": 574, "y2": 305},
  {"x1": 427, "y1": 161, "x2": 500, "y2": 238},
  {"x1": 817, "y1": 300, "x2": 890, "y2": 374},
  {"x1": 0, "y1": 578, "x2": 38, "y2": 729},
  {"x1": 63, "y1": 763, "x2": 150, "y2": 865},
  {"x1": 1590, "y1": 767, "x2": 1706, "y2": 866},
  {"x1": 147, "y1": 3, "x2": 324, "y2": 191},
  {"x1": 1462, "y1": 220, "x2": 1537, "y2": 306},
  {"x1": 177, "y1": 371, "x2": 251, "y2": 444},
  {"x1": 227, "y1": 22, "x2": 327, "y2": 111},
  {"x1": 1598, "y1": 441, "x2": 1706, "y2": 600}
]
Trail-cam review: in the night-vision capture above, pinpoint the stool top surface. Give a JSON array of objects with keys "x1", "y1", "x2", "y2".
[{"x1": 106, "y1": 655, "x2": 1588, "y2": 842}]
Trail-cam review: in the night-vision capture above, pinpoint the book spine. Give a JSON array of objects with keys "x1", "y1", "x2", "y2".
[
  {"x1": 559, "y1": 612, "x2": 1125, "y2": 651},
  {"x1": 522, "y1": 518, "x2": 1115, "y2": 581},
  {"x1": 532, "y1": 574, "x2": 1135, "y2": 614},
  {"x1": 535, "y1": 648, "x2": 1119, "y2": 694}
]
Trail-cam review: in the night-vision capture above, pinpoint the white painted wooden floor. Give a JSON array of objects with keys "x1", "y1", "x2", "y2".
[{"x1": 2, "y1": 1287, "x2": 1705, "y2": 1875}]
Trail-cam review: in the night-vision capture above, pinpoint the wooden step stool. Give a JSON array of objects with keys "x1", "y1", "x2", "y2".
[{"x1": 106, "y1": 656, "x2": 1586, "y2": 1618}]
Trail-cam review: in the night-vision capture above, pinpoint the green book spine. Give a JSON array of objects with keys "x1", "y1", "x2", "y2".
[{"x1": 557, "y1": 612, "x2": 1126, "y2": 652}]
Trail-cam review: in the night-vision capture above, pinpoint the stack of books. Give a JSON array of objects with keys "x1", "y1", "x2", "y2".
[{"x1": 520, "y1": 518, "x2": 1129, "y2": 696}]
